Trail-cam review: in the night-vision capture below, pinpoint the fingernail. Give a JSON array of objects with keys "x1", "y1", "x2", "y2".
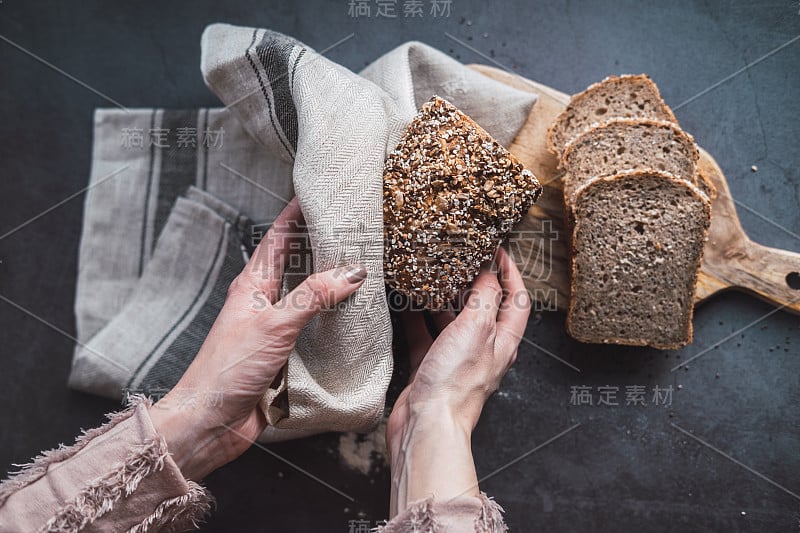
[{"x1": 344, "y1": 264, "x2": 368, "y2": 283}]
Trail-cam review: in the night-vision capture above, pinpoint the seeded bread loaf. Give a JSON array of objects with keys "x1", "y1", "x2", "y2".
[
  {"x1": 383, "y1": 96, "x2": 542, "y2": 310},
  {"x1": 561, "y1": 118, "x2": 701, "y2": 210},
  {"x1": 546, "y1": 74, "x2": 678, "y2": 157},
  {"x1": 567, "y1": 170, "x2": 711, "y2": 349}
]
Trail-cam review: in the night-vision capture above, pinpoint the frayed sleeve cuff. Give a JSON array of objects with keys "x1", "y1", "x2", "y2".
[
  {"x1": 378, "y1": 492, "x2": 508, "y2": 533},
  {"x1": 0, "y1": 394, "x2": 213, "y2": 532}
]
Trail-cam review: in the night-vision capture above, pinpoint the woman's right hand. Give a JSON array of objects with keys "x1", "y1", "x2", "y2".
[{"x1": 386, "y1": 246, "x2": 531, "y2": 515}]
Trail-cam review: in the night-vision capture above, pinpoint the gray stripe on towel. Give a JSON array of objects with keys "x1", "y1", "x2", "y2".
[
  {"x1": 138, "y1": 229, "x2": 245, "y2": 392},
  {"x1": 154, "y1": 109, "x2": 199, "y2": 243},
  {"x1": 256, "y1": 31, "x2": 300, "y2": 153},
  {"x1": 138, "y1": 109, "x2": 158, "y2": 275},
  {"x1": 127, "y1": 224, "x2": 228, "y2": 388}
]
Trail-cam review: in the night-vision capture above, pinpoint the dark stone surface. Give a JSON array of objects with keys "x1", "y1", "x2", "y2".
[{"x1": 0, "y1": 1, "x2": 798, "y2": 531}]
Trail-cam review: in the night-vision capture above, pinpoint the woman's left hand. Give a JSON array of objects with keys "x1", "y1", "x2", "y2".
[{"x1": 148, "y1": 198, "x2": 368, "y2": 480}]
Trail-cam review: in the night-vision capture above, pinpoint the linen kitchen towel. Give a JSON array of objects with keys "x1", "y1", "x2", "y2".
[{"x1": 68, "y1": 23, "x2": 538, "y2": 440}]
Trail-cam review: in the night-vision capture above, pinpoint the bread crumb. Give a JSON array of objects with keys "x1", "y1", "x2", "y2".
[
  {"x1": 338, "y1": 417, "x2": 388, "y2": 475},
  {"x1": 750, "y1": 165, "x2": 758, "y2": 172}
]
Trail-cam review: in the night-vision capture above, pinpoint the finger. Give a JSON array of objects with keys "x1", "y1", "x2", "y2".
[
  {"x1": 276, "y1": 263, "x2": 368, "y2": 331},
  {"x1": 245, "y1": 197, "x2": 304, "y2": 302},
  {"x1": 461, "y1": 264, "x2": 503, "y2": 322},
  {"x1": 429, "y1": 310, "x2": 456, "y2": 336},
  {"x1": 495, "y1": 247, "x2": 531, "y2": 348},
  {"x1": 400, "y1": 310, "x2": 433, "y2": 375}
]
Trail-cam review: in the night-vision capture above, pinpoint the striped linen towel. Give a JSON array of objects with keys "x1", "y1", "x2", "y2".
[{"x1": 68, "y1": 23, "x2": 537, "y2": 441}]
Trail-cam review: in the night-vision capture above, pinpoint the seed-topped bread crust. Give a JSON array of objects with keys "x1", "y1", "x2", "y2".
[{"x1": 383, "y1": 96, "x2": 542, "y2": 309}]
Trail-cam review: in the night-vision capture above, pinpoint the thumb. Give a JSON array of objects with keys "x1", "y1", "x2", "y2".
[{"x1": 275, "y1": 264, "x2": 368, "y2": 331}]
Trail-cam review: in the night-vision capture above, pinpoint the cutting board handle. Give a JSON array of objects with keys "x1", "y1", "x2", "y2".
[{"x1": 732, "y1": 239, "x2": 800, "y2": 312}]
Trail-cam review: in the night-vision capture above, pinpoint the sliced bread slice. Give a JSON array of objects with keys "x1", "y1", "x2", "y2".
[
  {"x1": 547, "y1": 74, "x2": 678, "y2": 157},
  {"x1": 561, "y1": 119, "x2": 701, "y2": 210},
  {"x1": 566, "y1": 170, "x2": 711, "y2": 349}
]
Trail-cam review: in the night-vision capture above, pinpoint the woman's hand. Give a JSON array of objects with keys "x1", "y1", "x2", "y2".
[
  {"x1": 148, "y1": 198, "x2": 368, "y2": 481},
  {"x1": 386, "y1": 247, "x2": 531, "y2": 515}
]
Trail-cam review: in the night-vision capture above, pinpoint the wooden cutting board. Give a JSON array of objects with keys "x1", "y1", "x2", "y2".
[{"x1": 469, "y1": 64, "x2": 800, "y2": 314}]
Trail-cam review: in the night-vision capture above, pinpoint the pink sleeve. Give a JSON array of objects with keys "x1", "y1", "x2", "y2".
[
  {"x1": 0, "y1": 395, "x2": 212, "y2": 532},
  {"x1": 379, "y1": 492, "x2": 508, "y2": 532}
]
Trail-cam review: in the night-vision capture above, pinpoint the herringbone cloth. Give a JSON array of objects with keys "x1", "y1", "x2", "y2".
[{"x1": 68, "y1": 23, "x2": 537, "y2": 440}]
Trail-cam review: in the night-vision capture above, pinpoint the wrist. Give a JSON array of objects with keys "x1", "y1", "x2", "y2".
[
  {"x1": 407, "y1": 398, "x2": 477, "y2": 436},
  {"x1": 388, "y1": 406, "x2": 479, "y2": 513},
  {"x1": 147, "y1": 397, "x2": 230, "y2": 481},
  {"x1": 396, "y1": 412, "x2": 472, "y2": 463}
]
